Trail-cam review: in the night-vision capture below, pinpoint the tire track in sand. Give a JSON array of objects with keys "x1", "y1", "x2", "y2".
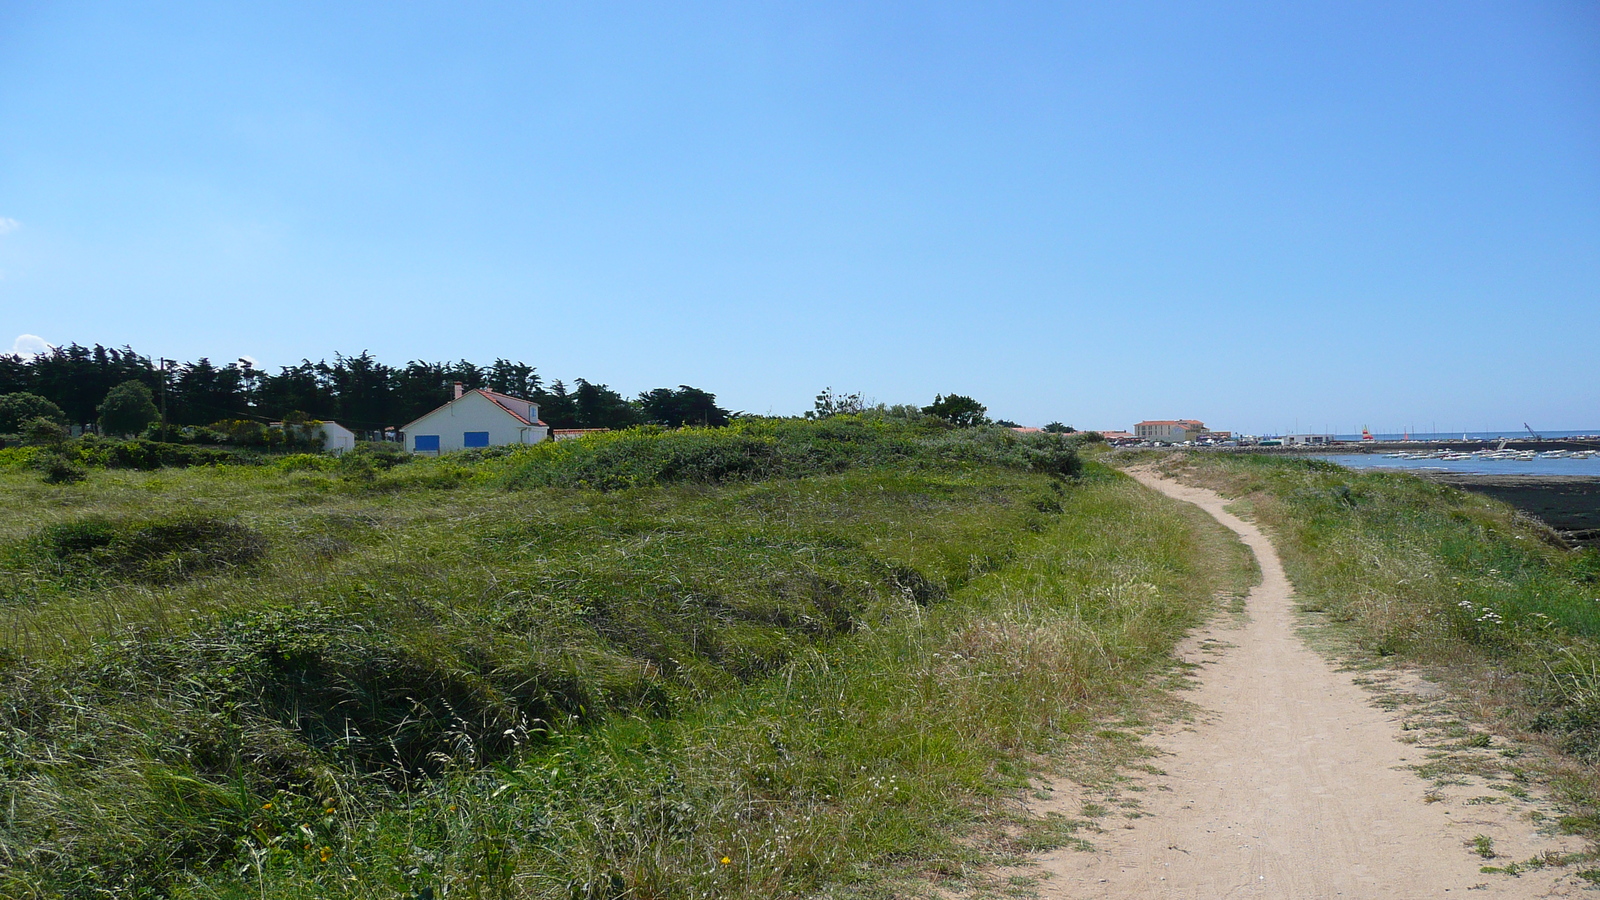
[{"x1": 1025, "y1": 469, "x2": 1587, "y2": 898}]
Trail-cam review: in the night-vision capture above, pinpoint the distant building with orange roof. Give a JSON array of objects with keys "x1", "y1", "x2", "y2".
[{"x1": 1134, "y1": 419, "x2": 1206, "y2": 442}]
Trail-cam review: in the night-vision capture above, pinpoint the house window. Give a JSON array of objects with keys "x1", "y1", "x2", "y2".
[
  {"x1": 464, "y1": 431, "x2": 490, "y2": 448},
  {"x1": 414, "y1": 435, "x2": 440, "y2": 452}
]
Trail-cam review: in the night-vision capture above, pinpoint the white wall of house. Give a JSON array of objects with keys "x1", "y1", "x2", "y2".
[
  {"x1": 487, "y1": 393, "x2": 537, "y2": 423},
  {"x1": 269, "y1": 420, "x2": 358, "y2": 453},
  {"x1": 319, "y1": 422, "x2": 358, "y2": 454},
  {"x1": 403, "y1": 392, "x2": 548, "y2": 453}
]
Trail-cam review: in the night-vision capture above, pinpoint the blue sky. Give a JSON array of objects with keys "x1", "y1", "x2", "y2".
[{"x1": 1, "y1": 1, "x2": 1596, "y2": 434}]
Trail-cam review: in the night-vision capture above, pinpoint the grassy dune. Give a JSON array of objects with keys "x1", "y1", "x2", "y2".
[{"x1": 0, "y1": 423, "x2": 1251, "y2": 898}]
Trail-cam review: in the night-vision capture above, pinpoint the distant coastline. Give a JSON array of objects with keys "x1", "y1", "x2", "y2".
[{"x1": 1323, "y1": 430, "x2": 1600, "y2": 443}]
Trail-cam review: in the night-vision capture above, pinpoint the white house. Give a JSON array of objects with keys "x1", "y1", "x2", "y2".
[
  {"x1": 401, "y1": 385, "x2": 550, "y2": 454},
  {"x1": 318, "y1": 421, "x2": 357, "y2": 454}
]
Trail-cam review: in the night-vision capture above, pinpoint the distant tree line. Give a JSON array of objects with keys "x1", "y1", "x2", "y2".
[{"x1": 0, "y1": 344, "x2": 730, "y2": 434}]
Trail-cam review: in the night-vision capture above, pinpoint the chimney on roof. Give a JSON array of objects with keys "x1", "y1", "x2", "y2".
[{"x1": 453, "y1": 382, "x2": 464, "y2": 400}]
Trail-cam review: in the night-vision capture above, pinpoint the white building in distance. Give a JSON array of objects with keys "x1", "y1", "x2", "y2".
[
  {"x1": 270, "y1": 420, "x2": 357, "y2": 454},
  {"x1": 401, "y1": 385, "x2": 550, "y2": 454},
  {"x1": 316, "y1": 421, "x2": 357, "y2": 454}
]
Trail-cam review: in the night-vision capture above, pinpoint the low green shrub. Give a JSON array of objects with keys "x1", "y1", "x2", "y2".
[
  {"x1": 0, "y1": 446, "x2": 39, "y2": 468},
  {"x1": 35, "y1": 452, "x2": 88, "y2": 484},
  {"x1": 61, "y1": 436, "x2": 250, "y2": 470},
  {"x1": 346, "y1": 441, "x2": 411, "y2": 469},
  {"x1": 101, "y1": 439, "x2": 244, "y2": 470},
  {"x1": 275, "y1": 453, "x2": 336, "y2": 473}
]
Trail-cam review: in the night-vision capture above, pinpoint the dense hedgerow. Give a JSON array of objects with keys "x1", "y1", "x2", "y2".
[
  {"x1": 0, "y1": 438, "x2": 246, "y2": 474},
  {"x1": 76, "y1": 437, "x2": 249, "y2": 470}
]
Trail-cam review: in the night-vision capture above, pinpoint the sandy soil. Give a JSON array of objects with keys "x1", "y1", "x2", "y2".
[{"x1": 1015, "y1": 470, "x2": 1589, "y2": 898}]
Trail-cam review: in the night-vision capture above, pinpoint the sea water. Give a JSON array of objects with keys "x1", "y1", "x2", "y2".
[{"x1": 1319, "y1": 454, "x2": 1600, "y2": 477}]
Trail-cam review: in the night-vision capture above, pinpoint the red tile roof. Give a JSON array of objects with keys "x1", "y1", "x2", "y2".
[
  {"x1": 476, "y1": 389, "x2": 543, "y2": 426},
  {"x1": 400, "y1": 389, "x2": 548, "y2": 431}
]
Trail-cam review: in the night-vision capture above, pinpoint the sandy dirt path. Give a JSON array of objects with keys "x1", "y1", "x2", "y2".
[{"x1": 1026, "y1": 470, "x2": 1586, "y2": 898}]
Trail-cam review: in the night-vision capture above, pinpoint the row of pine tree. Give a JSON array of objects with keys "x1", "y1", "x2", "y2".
[{"x1": 0, "y1": 344, "x2": 730, "y2": 433}]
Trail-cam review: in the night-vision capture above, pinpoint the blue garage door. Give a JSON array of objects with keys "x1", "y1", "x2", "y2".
[
  {"x1": 464, "y1": 431, "x2": 490, "y2": 448},
  {"x1": 414, "y1": 435, "x2": 440, "y2": 452}
]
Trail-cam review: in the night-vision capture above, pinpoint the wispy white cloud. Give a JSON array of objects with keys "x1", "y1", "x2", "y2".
[
  {"x1": 11, "y1": 334, "x2": 51, "y2": 357},
  {"x1": 0, "y1": 218, "x2": 20, "y2": 236},
  {"x1": 239, "y1": 354, "x2": 260, "y2": 368}
]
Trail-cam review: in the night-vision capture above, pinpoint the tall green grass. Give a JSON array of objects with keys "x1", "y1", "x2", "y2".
[
  {"x1": 499, "y1": 417, "x2": 1084, "y2": 490},
  {"x1": 0, "y1": 424, "x2": 1245, "y2": 898}
]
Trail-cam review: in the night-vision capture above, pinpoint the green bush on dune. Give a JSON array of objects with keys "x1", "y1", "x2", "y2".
[
  {"x1": 501, "y1": 417, "x2": 1084, "y2": 490},
  {"x1": 0, "y1": 422, "x2": 1222, "y2": 900}
]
